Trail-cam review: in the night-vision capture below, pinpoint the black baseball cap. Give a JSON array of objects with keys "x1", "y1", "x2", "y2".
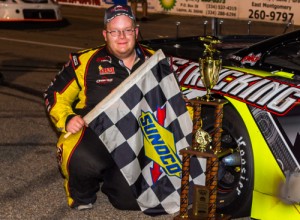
[{"x1": 104, "y1": 5, "x2": 136, "y2": 24}]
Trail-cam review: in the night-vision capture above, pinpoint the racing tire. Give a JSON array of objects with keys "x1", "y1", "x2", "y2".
[{"x1": 201, "y1": 103, "x2": 254, "y2": 218}]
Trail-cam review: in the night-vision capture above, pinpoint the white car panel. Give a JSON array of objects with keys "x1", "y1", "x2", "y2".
[{"x1": 0, "y1": 0, "x2": 62, "y2": 21}]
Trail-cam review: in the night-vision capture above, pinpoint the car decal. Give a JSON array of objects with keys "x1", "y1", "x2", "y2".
[
  {"x1": 173, "y1": 57, "x2": 300, "y2": 116},
  {"x1": 249, "y1": 106, "x2": 300, "y2": 172},
  {"x1": 176, "y1": 56, "x2": 300, "y2": 171},
  {"x1": 241, "y1": 53, "x2": 262, "y2": 66},
  {"x1": 234, "y1": 136, "x2": 249, "y2": 197}
]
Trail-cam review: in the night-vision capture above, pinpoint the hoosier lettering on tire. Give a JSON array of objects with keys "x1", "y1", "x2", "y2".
[{"x1": 201, "y1": 104, "x2": 254, "y2": 218}]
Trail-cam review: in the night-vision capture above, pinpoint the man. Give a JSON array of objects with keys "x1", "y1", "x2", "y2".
[{"x1": 44, "y1": 4, "x2": 154, "y2": 211}]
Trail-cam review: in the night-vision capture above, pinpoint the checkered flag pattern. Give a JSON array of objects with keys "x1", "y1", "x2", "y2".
[{"x1": 84, "y1": 50, "x2": 205, "y2": 215}]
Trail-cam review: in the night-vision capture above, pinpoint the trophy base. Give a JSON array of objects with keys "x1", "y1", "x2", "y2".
[{"x1": 174, "y1": 211, "x2": 231, "y2": 220}]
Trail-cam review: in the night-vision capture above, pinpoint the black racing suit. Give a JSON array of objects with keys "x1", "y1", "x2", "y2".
[{"x1": 44, "y1": 43, "x2": 154, "y2": 209}]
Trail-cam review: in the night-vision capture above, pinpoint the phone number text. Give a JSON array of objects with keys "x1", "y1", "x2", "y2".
[{"x1": 249, "y1": 9, "x2": 294, "y2": 22}]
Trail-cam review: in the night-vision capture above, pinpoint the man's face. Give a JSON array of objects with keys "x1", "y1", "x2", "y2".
[{"x1": 103, "y1": 15, "x2": 138, "y2": 60}]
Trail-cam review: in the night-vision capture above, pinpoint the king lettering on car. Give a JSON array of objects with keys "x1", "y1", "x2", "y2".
[{"x1": 173, "y1": 57, "x2": 300, "y2": 116}]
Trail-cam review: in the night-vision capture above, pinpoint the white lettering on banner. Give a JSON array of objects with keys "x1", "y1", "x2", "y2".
[
  {"x1": 57, "y1": 0, "x2": 300, "y2": 25},
  {"x1": 58, "y1": 0, "x2": 101, "y2": 6}
]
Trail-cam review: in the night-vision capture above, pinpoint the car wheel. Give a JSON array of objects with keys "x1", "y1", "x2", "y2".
[{"x1": 201, "y1": 103, "x2": 254, "y2": 218}]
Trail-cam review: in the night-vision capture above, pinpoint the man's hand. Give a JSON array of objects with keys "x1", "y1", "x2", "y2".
[{"x1": 66, "y1": 115, "x2": 85, "y2": 134}]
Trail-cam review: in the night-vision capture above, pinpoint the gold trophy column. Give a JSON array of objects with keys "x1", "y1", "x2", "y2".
[{"x1": 205, "y1": 100, "x2": 227, "y2": 220}]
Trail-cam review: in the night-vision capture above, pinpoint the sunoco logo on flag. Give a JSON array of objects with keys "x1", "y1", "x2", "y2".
[
  {"x1": 139, "y1": 110, "x2": 182, "y2": 179},
  {"x1": 84, "y1": 50, "x2": 204, "y2": 215}
]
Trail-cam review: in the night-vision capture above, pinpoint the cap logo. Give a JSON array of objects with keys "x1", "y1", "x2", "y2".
[
  {"x1": 110, "y1": 5, "x2": 129, "y2": 13},
  {"x1": 104, "y1": 4, "x2": 135, "y2": 24}
]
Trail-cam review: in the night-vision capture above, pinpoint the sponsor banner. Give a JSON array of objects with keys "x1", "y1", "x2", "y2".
[
  {"x1": 57, "y1": 0, "x2": 300, "y2": 25},
  {"x1": 157, "y1": 0, "x2": 299, "y2": 25},
  {"x1": 239, "y1": 0, "x2": 299, "y2": 25},
  {"x1": 157, "y1": 0, "x2": 238, "y2": 19},
  {"x1": 57, "y1": 0, "x2": 102, "y2": 7},
  {"x1": 57, "y1": 0, "x2": 158, "y2": 11}
]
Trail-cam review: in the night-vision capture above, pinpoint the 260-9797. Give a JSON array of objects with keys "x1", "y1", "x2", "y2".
[{"x1": 249, "y1": 9, "x2": 294, "y2": 23}]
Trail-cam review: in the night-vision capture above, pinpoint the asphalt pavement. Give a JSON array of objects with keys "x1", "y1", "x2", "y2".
[{"x1": 0, "y1": 5, "x2": 299, "y2": 220}]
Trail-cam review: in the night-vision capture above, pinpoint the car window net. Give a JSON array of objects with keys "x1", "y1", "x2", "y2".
[{"x1": 264, "y1": 42, "x2": 300, "y2": 72}]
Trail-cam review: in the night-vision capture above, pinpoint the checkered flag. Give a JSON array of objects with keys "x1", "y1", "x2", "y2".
[{"x1": 84, "y1": 50, "x2": 205, "y2": 215}]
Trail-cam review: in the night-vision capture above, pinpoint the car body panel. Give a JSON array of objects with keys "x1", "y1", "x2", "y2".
[
  {"x1": 225, "y1": 66, "x2": 295, "y2": 79},
  {"x1": 252, "y1": 190, "x2": 300, "y2": 220},
  {"x1": 0, "y1": 0, "x2": 62, "y2": 21},
  {"x1": 153, "y1": 30, "x2": 300, "y2": 218},
  {"x1": 226, "y1": 98, "x2": 296, "y2": 217},
  {"x1": 175, "y1": 60, "x2": 300, "y2": 117},
  {"x1": 183, "y1": 78, "x2": 300, "y2": 219}
]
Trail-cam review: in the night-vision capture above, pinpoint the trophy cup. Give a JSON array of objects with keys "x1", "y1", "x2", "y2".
[{"x1": 199, "y1": 37, "x2": 222, "y2": 101}]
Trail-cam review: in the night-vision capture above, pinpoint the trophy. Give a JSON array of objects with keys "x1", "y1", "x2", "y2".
[{"x1": 199, "y1": 36, "x2": 222, "y2": 101}]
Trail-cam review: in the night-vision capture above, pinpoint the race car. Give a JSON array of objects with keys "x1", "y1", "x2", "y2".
[
  {"x1": 142, "y1": 30, "x2": 300, "y2": 219},
  {"x1": 0, "y1": 0, "x2": 62, "y2": 21}
]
